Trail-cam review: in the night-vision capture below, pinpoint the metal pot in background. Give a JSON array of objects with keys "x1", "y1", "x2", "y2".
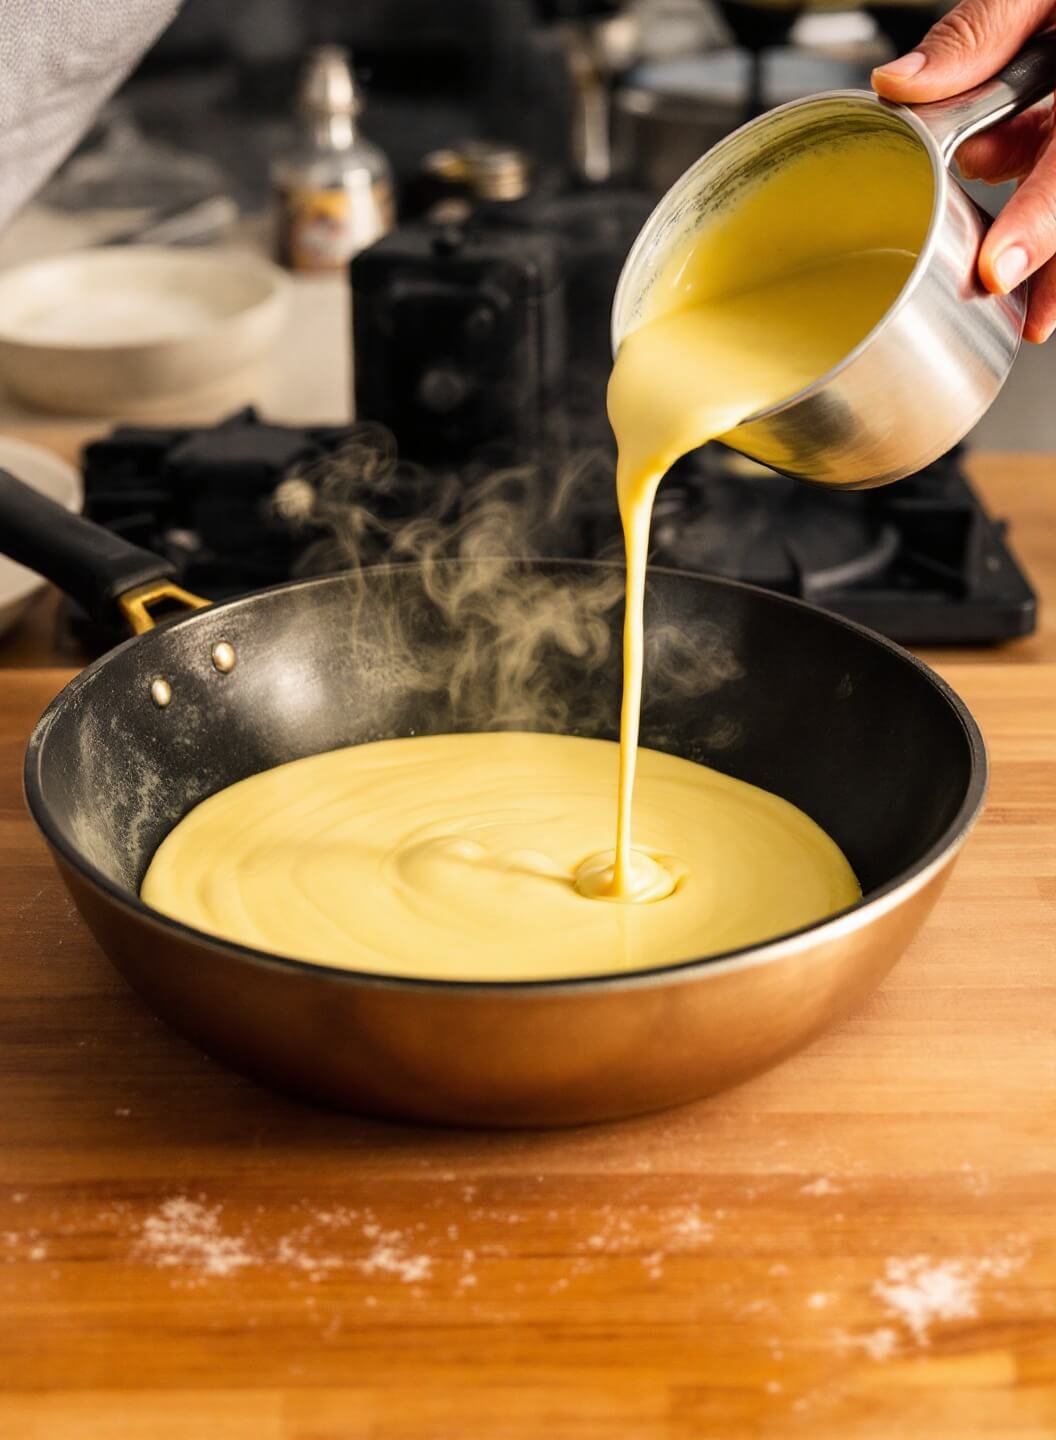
[
  {"x1": 612, "y1": 36, "x2": 1056, "y2": 488},
  {"x1": 611, "y1": 0, "x2": 948, "y2": 191},
  {"x1": 612, "y1": 48, "x2": 873, "y2": 192}
]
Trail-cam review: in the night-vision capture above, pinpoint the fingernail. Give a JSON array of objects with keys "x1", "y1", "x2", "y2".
[
  {"x1": 874, "y1": 50, "x2": 926, "y2": 80},
  {"x1": 993, "y1": 245, "x2": 1030, "y2": 292}
]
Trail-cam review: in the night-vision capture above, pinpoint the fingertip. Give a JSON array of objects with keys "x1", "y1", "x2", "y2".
[
  {"x1": 992, "y1": 244, "x2": 1031, "y2": 294},
  {"x1": 1024, "y1": 267, "x2": 1056, "y2": 343},
  {"x1": 1023, "y1": 310, "x2": 1056, "y2": 342},
  {"x1": 978, "y1": 228, "x2": 1031, "y2": 295},
  {"x1": 870, "y1": 50, "x2": 927, "y2": 97}
]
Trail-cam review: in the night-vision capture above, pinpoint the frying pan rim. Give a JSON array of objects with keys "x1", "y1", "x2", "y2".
[{"x1": 23, "y1": 560, "x2": 988, "y2": 996}]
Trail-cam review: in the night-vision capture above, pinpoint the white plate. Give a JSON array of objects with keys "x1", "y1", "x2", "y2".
[
  {"x1": 0, "y1": 436, "x2": 82, "y2": 638},
  {"x1": 0, "y1": 247, "x2": 288, "y2": 419}
]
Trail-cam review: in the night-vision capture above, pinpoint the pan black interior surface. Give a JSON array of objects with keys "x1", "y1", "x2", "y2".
[{"x1": 28, "y1": 561, "x2": 981, "y2": 916}]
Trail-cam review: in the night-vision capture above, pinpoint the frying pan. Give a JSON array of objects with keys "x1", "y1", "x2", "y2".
[{"x1": 0, "y1": 470, "x2": 985, "y2": 1127}]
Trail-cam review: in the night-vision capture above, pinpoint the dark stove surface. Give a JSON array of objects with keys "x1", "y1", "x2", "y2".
[
  {"x1": 643, "y1": 446, "x2": 1037, "y2": 646},
  {"x1": 74, "y1": 412, "x2": 1035, "y2": 651}
]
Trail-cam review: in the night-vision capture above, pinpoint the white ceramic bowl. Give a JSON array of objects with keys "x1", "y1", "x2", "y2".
[
  {"x1": 0, "y1": 436, "x2": 82, "y2": 638},
  {"x1": 0, "y1": 247, "x2": 289, "y2": 419}
]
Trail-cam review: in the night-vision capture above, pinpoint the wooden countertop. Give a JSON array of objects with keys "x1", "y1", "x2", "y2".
[{"x1": 2, "y1": 438, "x2": 1055, "y2": 1439}]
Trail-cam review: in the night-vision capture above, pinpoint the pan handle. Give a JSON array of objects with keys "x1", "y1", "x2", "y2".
[{"x1": 0, "y1": 467, "x2": 208, "y2": 633}]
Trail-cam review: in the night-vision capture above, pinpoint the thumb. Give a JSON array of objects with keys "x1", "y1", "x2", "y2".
[
  {"x1": 978, "y1": 127, "x2": 1056, "y2": 296},
  {"x1": 872, "y1": 0, "x2": 1054, "y2": 104}
]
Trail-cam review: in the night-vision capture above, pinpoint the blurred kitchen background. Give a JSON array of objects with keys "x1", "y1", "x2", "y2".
[
  {"x1": 0, "y1": 0, "x2": 1046, "y2": 648},
  {"x1": 0, "y1": 0, "x2": 1048, "y2": 443}
]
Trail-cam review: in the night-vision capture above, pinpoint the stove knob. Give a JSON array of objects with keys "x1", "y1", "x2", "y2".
[
  {"x1": 417, "y1": 365, "x2": 472, "y2": 414},
  {"x1": 464, "y1": 305, "x2": 495, "y2": 343}
]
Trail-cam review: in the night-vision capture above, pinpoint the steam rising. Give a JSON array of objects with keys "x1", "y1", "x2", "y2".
[{"x1": 277, "y1": 424, "x2": 742, "y2": 736}]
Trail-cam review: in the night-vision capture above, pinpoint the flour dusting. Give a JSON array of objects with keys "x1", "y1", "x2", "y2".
[
  {"x1": 136, "y1": 1197, "x2": 254, "y2": 1278},
  {"x1": 2, "y1": 1229, "x2": 48, "y2": 1264},
  {"x1": 672, "y1": 1210, "x2": 714, "y2": 1243},
  {"x1": 873, "y1": 1252, "x2": 1024, "y2": 1344},
  {"x1": 581, "y1": 1202, "x2": 716, "y2": 1274},
  {"x1": 799, "y1": 1178, "x2": 839, "y2": 1197},
  {"x1": 275, "y1": 1231, "x2": 344, "y2": 1281},
  {"x1": 859, "y1": 1327, "x2": 898, "y2": 1361},
  {"x1": 357, "y1": 1228, "x2": 433, "y2": 1284},
  {"x1": 642, "y1": 1250, "x2": 665, "y2": 1279},
  {"x1": 131, "y1": 1196, "x2": 435, "y2": 1289}
]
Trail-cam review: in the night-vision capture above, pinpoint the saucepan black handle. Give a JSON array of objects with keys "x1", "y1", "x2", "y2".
[{"x1": 0, "y1": 467, "x2": 176, "y2": 626}]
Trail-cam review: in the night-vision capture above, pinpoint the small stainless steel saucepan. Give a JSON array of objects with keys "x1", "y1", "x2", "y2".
[
  {"x1": 0, "y1": 471, "x2": 985, "y2": 1126},
  {"x1": 613, "y1": 35, "x2": 1056, "y2": 489}
]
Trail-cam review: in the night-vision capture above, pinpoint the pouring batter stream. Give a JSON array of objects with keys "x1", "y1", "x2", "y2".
[{"x1": 580, "y1": 131, "x2": 932, "y2": 901}]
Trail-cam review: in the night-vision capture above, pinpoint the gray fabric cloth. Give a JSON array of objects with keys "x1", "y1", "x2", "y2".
[{"x1": 0, "y1": 0, "x2": 180, "y2": 231}]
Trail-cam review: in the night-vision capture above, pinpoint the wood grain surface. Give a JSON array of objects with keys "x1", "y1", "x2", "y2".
[{"x1": 1, "y1": 437, "x2": 1055, "y2": 1438}]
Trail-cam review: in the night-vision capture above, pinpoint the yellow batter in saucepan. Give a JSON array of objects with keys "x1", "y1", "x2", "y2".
[{"x1": 143, "y1": 134, "x2": 933, "y2": 980}]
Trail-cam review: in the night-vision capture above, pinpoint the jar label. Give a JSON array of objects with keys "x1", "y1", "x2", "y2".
[{"x1": 278, "y1": 180, "x2": 393, "y2": 271}]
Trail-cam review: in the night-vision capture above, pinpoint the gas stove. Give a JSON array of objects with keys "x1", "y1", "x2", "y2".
[{"x1": 74, "y1": 411, "x2": 1035, "y2": 652}]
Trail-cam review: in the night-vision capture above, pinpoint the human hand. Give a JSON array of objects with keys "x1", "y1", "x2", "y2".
[{"x1": 872, "y1": 0, "x2": 1056, "y2": 341}]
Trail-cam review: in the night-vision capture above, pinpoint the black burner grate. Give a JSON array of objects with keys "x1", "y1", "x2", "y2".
[
  {"x1": 643, "y1": 447, "x2": 1036, "y2": 646},
  {"x1": 74, "y1": 412, "x2": 1036, "y2": 650}
]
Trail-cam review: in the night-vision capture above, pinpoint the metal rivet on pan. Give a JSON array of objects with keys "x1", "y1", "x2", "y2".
[
  {"x1": 211, "y1": 641, "x2": 237, "y2": 674},
  {"x1": 150, "y1": 677, "x2": 172, "y2": 708}
]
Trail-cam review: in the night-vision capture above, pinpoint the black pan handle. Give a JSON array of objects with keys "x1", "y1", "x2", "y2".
[{"x1": 0, "y1": 467, "x2": 201, "y2": 630}]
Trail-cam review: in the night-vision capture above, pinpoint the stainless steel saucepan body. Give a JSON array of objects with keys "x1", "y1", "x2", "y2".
[
  {"x1": 1, "y1": 472, "x2": 985, "y2": 1125},
  {"x1": 613, "y1": 36, "x2": 1056, "y2": 489}
]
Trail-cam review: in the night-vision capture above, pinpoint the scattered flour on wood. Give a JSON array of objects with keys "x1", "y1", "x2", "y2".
[
  {"x1": 132, "y1": 1196, "x2": 433, "y2": 1287},
  {"x1": 2, "y1": 1229, "x2": 48, "y2": 1263},
  {"x1": 857, "y1": 1327, "x2": 899, "y2": 1361},
  {"x1": 312, "y1": 1205, "x2": 358, "y2": 1228},
  {"x1": 356, "y1": 1227, "x2": 433, "y2": 1284},
  {"x1": 642, "y1": 1251, "x2": 665, "y2": 1280},
  {"x1": 581, "y1": 1202, "x2": 716, "y2": 1276},
  {"x1": 739, "y1": 1296, "x2": 778, "y2": 1319},
  {"x1": 135, "y1": 1198, "x2": 254, "y2": 1279},
  {"x1": 873, "y1": 1252, "x2": 1025, "y2": 1345},
  {"x1": 959, "y1": 1163, "x2": 991, "y2": 1195},
  {"x1": 671, "y1": 1209, "x2": 714, "y2": 1243},
  {"x1": 275, "y1": 1230, "x2": 344, "y2": 1281},
  {"x1": 799, "y1": 1178, "x2": 839, "y2": 1197}
]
